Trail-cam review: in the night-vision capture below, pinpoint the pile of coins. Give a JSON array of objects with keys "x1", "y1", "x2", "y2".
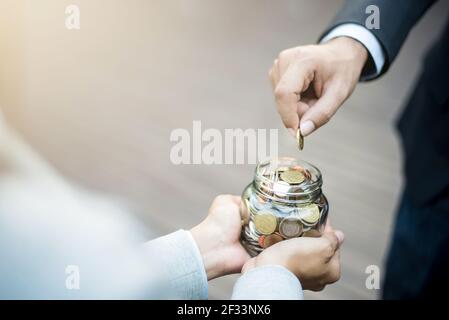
[
  {"x1": 240, "y1": 165, "x2": 327, "y2": 257},
  {"x1": 240, "y1": 129, "x2": 327, "y2": 256}
]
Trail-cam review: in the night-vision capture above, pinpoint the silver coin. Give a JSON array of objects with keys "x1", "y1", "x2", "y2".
[{"x1": 279, "y1": 217, "x2": 303, "y2": 238}]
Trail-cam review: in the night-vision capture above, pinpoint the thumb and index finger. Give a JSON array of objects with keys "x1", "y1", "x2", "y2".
[
  {"x1": 274, "y1": 59, "x2": 315, "y2": 133},
  {"x1": 274, "y1": 60, "x2": 345, "y2": 137}
]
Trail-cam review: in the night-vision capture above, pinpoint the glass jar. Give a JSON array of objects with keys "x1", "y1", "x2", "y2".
[{"x1": 240, "y1": 157, "x2": 329, "y2": 257}]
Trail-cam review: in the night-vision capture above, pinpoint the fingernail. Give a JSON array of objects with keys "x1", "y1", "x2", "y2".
[
  {"x1": 300, "y1": 121, "x2": 315, "y2": 137},
  {"x1": 334, "y1": 230, "x2": 345, "y2": 244},
  {"x1": 288, "y1": 128, "x2": 296, "y2": 137}
]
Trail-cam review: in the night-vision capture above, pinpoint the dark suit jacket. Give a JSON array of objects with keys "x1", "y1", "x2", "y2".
[{"x1": 322, "y1": 0, "x2": 449, "y2": 206}]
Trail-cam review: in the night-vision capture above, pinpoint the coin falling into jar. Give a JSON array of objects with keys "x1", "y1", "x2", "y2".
[{"x1": 297, "y1": 128, "x2": 304, "y2": 150}]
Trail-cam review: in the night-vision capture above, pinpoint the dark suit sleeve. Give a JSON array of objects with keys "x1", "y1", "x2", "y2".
[{"x1": 321, "y1": 0, "x2": 436, "y2": 78}]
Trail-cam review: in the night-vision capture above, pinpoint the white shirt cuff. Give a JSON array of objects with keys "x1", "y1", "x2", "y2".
[{"x1": 320, "y1": 23, "x2": 385, "y2": 80}]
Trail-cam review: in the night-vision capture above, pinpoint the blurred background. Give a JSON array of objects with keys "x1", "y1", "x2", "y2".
[{"x1": 1, "y1": 0, "x2": 448, "y2": 299}]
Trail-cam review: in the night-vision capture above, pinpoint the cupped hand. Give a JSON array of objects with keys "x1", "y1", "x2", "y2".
[
  {"x1": 242, "y1": 222, "x2": 344, "y2": 291},
  {"x1": 190, "y1": 195, "x2": 250, "y2": 280}
]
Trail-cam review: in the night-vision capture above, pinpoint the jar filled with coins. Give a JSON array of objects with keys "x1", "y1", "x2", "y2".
[{"x1": 240, "y1": 157, "x2": 329, "y2": 256}]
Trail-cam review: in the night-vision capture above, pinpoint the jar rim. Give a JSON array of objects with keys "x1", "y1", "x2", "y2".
[{"x1": 254, "y1": 156, "x2": 323, "y2": 202}]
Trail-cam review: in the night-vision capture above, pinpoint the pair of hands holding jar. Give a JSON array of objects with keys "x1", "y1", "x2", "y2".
[
  {"x1": 191, "y1": 37, "x2": 369, "y2": 290},
  {"x1": 190, "y1": 195, "x2": 344, "y2": 291}
]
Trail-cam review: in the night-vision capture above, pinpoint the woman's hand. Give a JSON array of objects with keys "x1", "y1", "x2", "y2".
[
  {"x1": 191, "y1": 194, "x2": 344, "y2": 291},
  {"x1": 190, "y1": 195, "x2": 250, "y2": 280},
  {"x1": 242, "y1": 222, "x2": 344, "y2": 291}
]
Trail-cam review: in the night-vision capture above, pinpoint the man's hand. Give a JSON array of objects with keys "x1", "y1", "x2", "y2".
[
  {"x1": 190, "y1": 195, "x2": 250, "y2": 280},
  {"x1": 242, "y1": 222, "x2": 344, "y2": 291},
  {"x1": 269, "y1": 37, "x2": 368, "y2": 136}
]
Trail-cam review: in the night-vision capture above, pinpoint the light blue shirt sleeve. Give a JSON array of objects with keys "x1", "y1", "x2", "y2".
[
  {"x1": 150, "y1": 232, "x2": 305, "y2": 300},
  {"x1": 231, "y1": 265, "x2": 304, "y2": 300},
  {"x1": 143, "y1": 230, "x2": 208, "y2": 299},
  {"x1": 320, "y1": 23, "x2": 385, "y2": 80}
]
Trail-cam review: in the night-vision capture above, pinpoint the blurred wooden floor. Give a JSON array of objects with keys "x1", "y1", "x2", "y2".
[{"x1": 1, "y1": 0, "x2": 448, "y2": 299}]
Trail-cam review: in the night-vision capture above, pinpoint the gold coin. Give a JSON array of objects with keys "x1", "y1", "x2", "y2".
[
  {"x1": 253, "y1": 211, "x2": 277, "y2": 235},
  {"x1": 262, "y1": 234, "x2": 283, "y2": 248},
  {"x1": 298, "y1": 204, "x2": 320, "y2": 226},
  {"x1": 279, "y1": 217, "x2": 303, "y2": 238},
  {"x1": 297, "y1": 128, "x2": 304, "y2": 150},
  {"x1": 291, "y1": 165, "x2": 311, "y2": 180},
  {"x1": 280, "y1": 169, "x2": 305, "y2": 184}
]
